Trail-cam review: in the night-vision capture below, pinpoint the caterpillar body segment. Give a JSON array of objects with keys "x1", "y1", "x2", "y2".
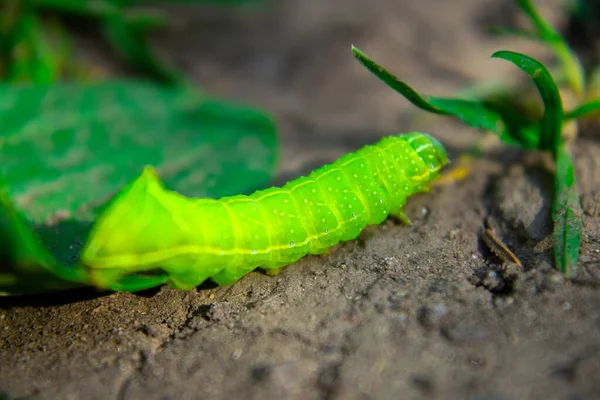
[{"x1": 81, "y1": 132, "x2": 449, "y2": 291}]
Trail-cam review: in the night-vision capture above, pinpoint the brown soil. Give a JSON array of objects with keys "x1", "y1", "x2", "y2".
[{"x1": 1, "y1": 0, "x2": 599, "y2": 399}]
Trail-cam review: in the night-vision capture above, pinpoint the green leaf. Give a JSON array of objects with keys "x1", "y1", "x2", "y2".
[
  {"x1": 0, "y1": 82, "x2": 278, "y2": 294},
  {"x1": 492, "y1": 50, "x2": 563, "y2": 155},
  {"x1": 564, "y1": 99, "x2": 600, "y2": 120},
  {"x1": 0, "y1": 188, "x2": 87, "y2": 294},
  {"x1": 426, "y1": 97, "x2": 542, "y2": 148},
  {"x1": 493, "y1": 50, "x2": 583, "y2": 277},
  {"x1": 552, "y1": 146, "x2": 583, "y2": 277},
  {"x1": 509, "y1": 0, "x2": 585, "y2": 95},
  {"x1": 352, "y1": 45, "x2": 542, "y2": 149},
  {"x1": 352, "y1": 45, "x2": 445, "y2": 115}
]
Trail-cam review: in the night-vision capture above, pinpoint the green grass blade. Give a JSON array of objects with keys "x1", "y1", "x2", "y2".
[
  {"x1": 515, "y1": 0, "x2": 585, "y2": 95},
  {"x1": 492, "y1": 50, "x2": 563, "y2": 155},
  {"x1": 426, "y1": 96, "x2": 543, "y2": 146},
  {"x1": 352, "y1": 45, "x2": 544, "y2": 149},
  {"x1": 564, "y1": 99, "x2": 600, "y2": 120},
  {"x1": 494, "y1": 50, "x2": 583, "y2": 277},
  {"x1": 352, "y1": 45, "x2": 446, "y2": 114},
  {"x1": 516, "y1": 0, "x2": 561, "y2": 42},
  {"x1": 552, "y1": 146, "x2": 583, "y2": 277}
]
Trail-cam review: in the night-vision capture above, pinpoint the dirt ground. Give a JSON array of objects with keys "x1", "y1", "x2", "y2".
[{"x1": 1, "y1": 0, "x2": 600, "y2": 399}]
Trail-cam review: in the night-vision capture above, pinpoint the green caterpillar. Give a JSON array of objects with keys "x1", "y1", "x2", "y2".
[{"x1": 81, "y1": 132, "x2": 448, "y2": 291}]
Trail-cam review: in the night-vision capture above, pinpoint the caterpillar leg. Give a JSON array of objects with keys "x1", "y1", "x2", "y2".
[
  {"x1": 211, "y1": 266, "x2": 257, "y2": 286},
  {"x1": 261, "y1": 260, "x2": 298, "y2": 277},
  {"x1": 264, "y1": 268, "x2": 280, "y2": 277},
  {"x1": 89, "y1": 268, "x2": 126, "y2": 290},
  {"x1": 389, "y1": 209, "x2": 412, "y2": 226},
  {"x1": 89, "y1": 267, "x2": 169, "y2": 292},
  {"x1": 168, "y1": 270, "x2": 213, "y2": 290},
  {"x1": 110, "y1": 274, "x2": 169, "y2": 292}
]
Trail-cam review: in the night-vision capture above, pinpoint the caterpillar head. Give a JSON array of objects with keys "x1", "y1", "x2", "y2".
[{"x1": 404, "y1": 132, "x2": 449, "y2": 172}]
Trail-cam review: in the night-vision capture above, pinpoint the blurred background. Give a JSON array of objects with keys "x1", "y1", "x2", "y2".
[{"x1": 2, "y1": 0, "x2": 582, "y2": 177}]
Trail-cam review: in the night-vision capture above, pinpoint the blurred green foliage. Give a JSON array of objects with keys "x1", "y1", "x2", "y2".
[{"x1": 0, "y1": 0, "x2": 264, "y2": 83}]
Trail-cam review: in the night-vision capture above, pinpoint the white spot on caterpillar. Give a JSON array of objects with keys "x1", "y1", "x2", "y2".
[
  {"x1": 379, "y1": 199, "x2": 383, "y2": 203},
  {"x1": 280, "y1": 212, "x2": 285, "y2": 216},
  {"x1": 312, "y1": 189, "x2": 316, "y2": 193},
  {"x1": 322, "y1": 218, "x2": 326, "y2": 222},
  {"x1": 290, "y1": 229, "x2": 295, "y2": 234},
  {"x1": 348, "y1": 205, "x2": 352, "y2": 208},
  {"x1": 353, "y1": 174, "x2": 358, "y2": 178},
  {"x1": 304, "y1": 199, "x2": 308, "y2": 203},
  {"x1": 284, "y1": 199, "x2": 288, "y2": 203},
  {"x1": 352, "y1": 214, "x2": 357, "y2": 219},
  {"x1": 337, "y1": 177, "x2": 340, "y2": 180},
  {"x1": 325, "y1": 229, "x2": 329, "y2": 234},
  {"x1": 360, "y1": 163, "x2": 364, "y2": 167},
  {"x1": 252, "y1": 249, "x2": 257, "y2": 254},
  {"x1": 221, "y1": 250, "x2": 225, "y2": 255},
  {"x1": 328, "y1": 187, "x2": 332, "y2": 191},
  {"x1": 290, "y1": 241, "x2": 295, "y2": 247}
]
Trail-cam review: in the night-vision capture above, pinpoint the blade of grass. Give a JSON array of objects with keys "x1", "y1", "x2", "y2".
[
  {"x1": 351, "y1": 45, "x2": 446, "y2": 114},
  {"x1": 564, "y1": 99, "x2": 600, "y2": 120},
  {"x1": 492, "y1": 50, "x2": 563, "y2": 155},
  {"x1": 515, "y1": 0, "x2": 585, "y2": 95},
  {"x1": 352, "y1": 45, "x2": 505, "y2": 135},
  {"x1": 493, "y1": 50, "x2": 582, "y2": 277},
  {"x1": 352, "y1": 45, "x2": 542, "y2": 148},
  {"x1": 553, "y1": 145, "x2": 583, "y2": 277}
]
